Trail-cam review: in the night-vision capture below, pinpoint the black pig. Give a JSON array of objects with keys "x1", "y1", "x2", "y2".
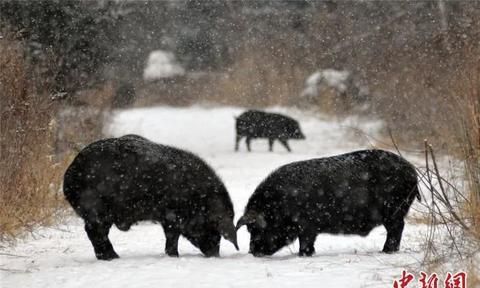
[
  {"x1": 236, "y1": 149, "x2": 420, "y2": 257},
  {"x1": 235, "y1": 110, "x2": 305, "y2": 152},
  {"x1": 63, "y1": 134, "x2": 238, "y2": 260}
]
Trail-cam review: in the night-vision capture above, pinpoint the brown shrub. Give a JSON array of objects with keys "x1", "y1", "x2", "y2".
[{"x1": 0, "y1": 34, "x2": 66, "y2": 241}]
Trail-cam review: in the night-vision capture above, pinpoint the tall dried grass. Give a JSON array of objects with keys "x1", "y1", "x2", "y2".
[
  {"x1": 137, "y1": 43, "x2": 307, "y2": 108},
  {"x1": 459, "y1": 60, "x2": 480, "y2": 240},
  {"x1": 0, "y1": 35, "x2": 65, "y2": 241},
  {"x1": 205, "y1": 47, "x2": 306, "y2": 107},
  {"x1": 416, "y1": 56, "x2": 480, "y2": 274}
]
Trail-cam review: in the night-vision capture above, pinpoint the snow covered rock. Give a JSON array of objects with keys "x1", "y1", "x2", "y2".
[
  {"x1": 302, "y1": 69, "x2": 351, "y2": 97},
  {"x1": 143, "y1": 50, "x2": 185, "y2": 80},
  {"x1": 301, "y1": 69, "x2": 369, "y2": 105}
]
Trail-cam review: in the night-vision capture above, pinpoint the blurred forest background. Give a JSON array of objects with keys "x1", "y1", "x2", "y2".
[{"x1": 0, "y1": 0, "x2": 479, "y2": 251}]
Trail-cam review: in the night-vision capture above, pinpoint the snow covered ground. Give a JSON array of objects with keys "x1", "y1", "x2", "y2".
[{"x1": 1, "y1": 106, "x2": 429, "y2": 288}]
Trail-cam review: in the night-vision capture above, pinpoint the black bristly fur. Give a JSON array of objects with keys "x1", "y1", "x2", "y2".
[
  {"x1": 235, "y1": 110, "x2": 305, "y2": 152},
  {"x1": 63, "y1": 134, "x2": 238, "y2": 260},
  {"x1": 238, "y1": 149, "x2": 420, "y2": 257}
]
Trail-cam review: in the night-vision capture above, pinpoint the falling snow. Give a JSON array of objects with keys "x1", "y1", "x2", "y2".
[{"x1": 1, "y1": 106, "x2": 429, "y2": 288}]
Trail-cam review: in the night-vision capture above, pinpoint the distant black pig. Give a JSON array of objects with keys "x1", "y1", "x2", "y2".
[
  {"x1": 63, "y1": 134, "x2": 238, "y2": 260},
  {"x1": 236, "y1": 149, "x2": 420, "y2": 257},
  {"x1": 235, "y1": 110, "x2": 305, "y2": 152}
]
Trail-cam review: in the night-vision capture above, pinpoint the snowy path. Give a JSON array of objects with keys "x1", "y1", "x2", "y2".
[{"x1": 1, "y1": 106, "x2": 427, "y2": 288}]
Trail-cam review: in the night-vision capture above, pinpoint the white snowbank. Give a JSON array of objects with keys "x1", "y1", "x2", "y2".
[{"x1": 143, "y1": 50, "x2": 185, "y2": 80}]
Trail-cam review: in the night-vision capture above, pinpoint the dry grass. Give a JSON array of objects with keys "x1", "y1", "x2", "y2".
[
  {"x1": 460, "y1": 65, "x2": 480, "y2": 241},
  {"x1": 55, "y1": 82, "x2": 115, "y2": 155},
  {"x1": 136, "y1": 43, "x2": 307, "y2": 108},
  {"x1": 71, "y1": 81, "x2": 116, "y2": 109},
  {"x1": 0, "y1": 26, "x2": 114, "y2": 241},
  {"x1": 415, "y1": 57, "x2": 480, "y2": 276},
  {"x1": 205, "y1": 47, "x2": 306, "y2": 107},
  {"x1": 413, "y1": 142, "x2": 479, "y2": 280},
  {"x1": 0, "y1": 34, "x2": 67, "y2": 241},
  {"x1": 359, "y1": 39, "x2": 480, "y2": 276}
]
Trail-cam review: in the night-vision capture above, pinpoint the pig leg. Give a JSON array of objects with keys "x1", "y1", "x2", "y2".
[
  {"x1": 298, "y1": 230, "x2": 317, "y2": 256},
  {"x1": 246, "y1": 137, "x2": 252, "y2": 152},
  {"x1": 85, "y1": 221, "x2": 118, "y2": 260},
  {"x1": 268, "y1": 138, "x2": 274, "y2": 151},
  {"x1": 279, "y1": 139, "x2": 291, "y2": 152},
  {"x1": 382, "y1": 219, "x2": 404, "y2": 253},
  {"x1": 164, "y1": 230, "x2": 180, "y2": 257},
  {"x1": 235, "y1": 135, "x2": 242, "y2": 151}
]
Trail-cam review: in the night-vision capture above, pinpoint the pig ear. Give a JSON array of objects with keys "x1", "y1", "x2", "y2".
[
  {"x1": 235, "y1": 214, "x2": 254, "y2": 231},
  {"x1": 219, "y1": 219, "x2": 239, "y2": 251}
]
